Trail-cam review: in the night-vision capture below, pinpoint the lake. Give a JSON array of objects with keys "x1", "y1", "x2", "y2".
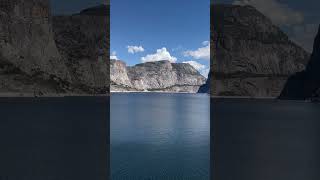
[
  {"x1": 0, "y1": 97, "x2": 109, "y2": 180},
  {"x1": 111, "y1": 93, "x2": 210, "y2": 180},
  {"x1": 212, "y1": 99, "x2": 320, "y2": 180}
]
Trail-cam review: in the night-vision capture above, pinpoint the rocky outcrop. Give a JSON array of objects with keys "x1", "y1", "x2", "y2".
[
  {"x1": 111, "y1": 60, "x2": 206, "y2": 93},
  {"x1": 0, "y1": 1, "x2": 109, "y2": 95},
  {"x1": 110, "y1": 60, "x2": 135, "y2": 91},
  {"x1": 0, "y1": 0, "x2": 71, "y2": 94},
  {"x1": 52, "y1": 4, "x2": 109, "y2": 94},
  {"x1": 211, "y1": 4, "x2": 310, "y2": 97},
  {"x1": 280, "y1": 25, "x2": 320, "y2": 101}
]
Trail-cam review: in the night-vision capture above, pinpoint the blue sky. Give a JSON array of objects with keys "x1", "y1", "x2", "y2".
[
  {"x1": 216, "y1": 0, "x2": 320, "y2": 52},
  {"x1": 111, "y1": 0, "x2": 210, "y2": 77},
  {"x1": 51, "y1": 0, "x2": 104, "y2": 15}
]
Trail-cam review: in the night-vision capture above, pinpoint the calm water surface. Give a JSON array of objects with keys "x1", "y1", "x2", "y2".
[
  {"x1": 213, "y1": 99, "x2": 320, "y2": 180},
  {"x1": 111, "y1": 93, "x2": 210, "y2": 180}
]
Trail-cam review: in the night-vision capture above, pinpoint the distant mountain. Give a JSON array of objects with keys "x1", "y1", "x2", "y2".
[
  {"x1": 0, "y1": 0, "x2": 109, "y2": 95},
  {"x1": 111, "y1": 60, "x2": 206, "y2": 93},
  {"x1": 210, "y1": 4, "x2": 310, "y2": 97},
  {"x1": 280, "y1": 25, "x2": 320, "y2": 101}
]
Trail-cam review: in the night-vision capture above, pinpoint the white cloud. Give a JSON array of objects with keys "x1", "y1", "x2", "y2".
[
  {"x1": 183, "y1": 42, "x2": 210, "y2": 60},
  {"x1": 182, "y1": 61, "x2": 206, "y2": 71},
  {"x1": 182, "y1": 61, "x2": 209, "y2": 77},
  {"x1": 233, "y1": 0, "x2": 304, "y2": 26},
  {"x1": 127, "y1": 45, "x2": 145, "y2": 54},
  {"x1": 141, "y1": 47, "x2": 177, "y2": 63},
  {"x1": 202, "y1": 41, "x2": 209, "y2": 46},
  {"x1": 110, "y1": 51, "x2": 119, "y2": 60}
]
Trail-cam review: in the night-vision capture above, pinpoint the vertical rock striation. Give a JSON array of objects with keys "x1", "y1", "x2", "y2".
[
  {"x1": 0, "y1": 1, "x2": 110, "y2": 95},
  {"x1": 210, "y1": 4, "x2": 310, "y2": 97},
  {"x1": 52, "y1": 4, "x2": 109, "y2": 94}
]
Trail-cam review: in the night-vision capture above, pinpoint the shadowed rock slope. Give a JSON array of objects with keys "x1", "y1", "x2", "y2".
[
  {"x1": 111, "y1": 60, "x2": 206, "y2": 93},
  {"x1": 210, "y1": 4, "x2": 310, "y2": 97},
  {"x1": 280, "y1": 25, "x2": 320, "y2": 101}
]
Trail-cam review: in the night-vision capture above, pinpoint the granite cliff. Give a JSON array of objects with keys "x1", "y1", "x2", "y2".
[
  {"x1": 280, "y1": 25, "x2": 320, "y2": 101},
  {"x1": 0, "y1": 0, "x2": 109, "y2": 95},
  {"x1": 210, "y1": 4, "x2": 310, "y2": 97},
  {"x1": 52, "y1": 4, "x2": 109, "y2": 94},
  {"x1": 111, "y1": 60, "x2": 206, "y2": 93}
]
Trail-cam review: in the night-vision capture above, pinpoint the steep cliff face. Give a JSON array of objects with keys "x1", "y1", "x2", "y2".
[
  {"x1": 53, "y1": 5, "x2": 109, "y2": 94},
  {"x1": 0, "y1": 1, "x2": 109, "y2": 95},
  {"x1": 211, "y1": 4, "x2": 310, "y2": 97},
  {"x1": 280, "y1": 25, "x2": 320, "y2": 101},
  {"x1": 111, "y1": 60, "x2": 206, "y2": 93},
  {"x1": 110, "y1": 60, "x2": 134, "y2": 91},
  {"x1": 0, "y1": 0, "x2": 71, "y2": 94}
]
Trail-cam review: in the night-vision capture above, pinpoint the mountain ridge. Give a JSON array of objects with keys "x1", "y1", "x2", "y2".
[{"x1": 111, "y1": 60, "x2": 206, "y2": 93}]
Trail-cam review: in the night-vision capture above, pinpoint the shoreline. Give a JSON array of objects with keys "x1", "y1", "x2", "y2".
[
  {"x1": 0, "y1": 93, "x2": 110, "y2": 98},
  {"x1": 111, "y1": 91, "x2": 201, "y2": 94},
  {"x1": 0, "y1": 92, "x2": 317, "y2": 103}
]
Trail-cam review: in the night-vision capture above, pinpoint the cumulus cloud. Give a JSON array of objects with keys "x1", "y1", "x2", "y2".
[
  {"x1": 127, "y1": 45, "x2": 145, "y2": 54},
  {"x1": 110, "y1": 51, "x2": 119, "y2": 60},
  {"x1": 183, "y1": 42, "x2": 210, "y2": 60},
  {"x1": 182, "y1": 61, "x2": 209, "y2": 77},
  {"x1": 141, "y1": 48, "x2": 177, "y2": 63},
  {"x1": 233, "y1": 0, "x2": 304, "y2": 26}
]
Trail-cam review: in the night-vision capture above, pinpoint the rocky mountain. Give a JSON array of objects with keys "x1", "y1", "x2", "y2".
[
  {"x1": 52, "y1": 4, "x2": 109, "y2": 94},
  {"x1": 279, "y1": 25, "x2": 320, "y2": 101},
  {"x1": 0, "y1": 0, "x2": 109, "y2": 95},
  {"x1": 210, "y1": 4, "x2": 310, "y2": 97},
  {"x1": 111, "y1": 60, "x2": 206, "y2": 93}
]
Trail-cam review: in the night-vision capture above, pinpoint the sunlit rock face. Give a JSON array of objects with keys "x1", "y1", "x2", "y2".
[
  {"x1": 211, "y1": 4, "x2": 310, "y2": 97},
  {"x1": 111, "y1": 60, "x2": 206, "y2": 93}
]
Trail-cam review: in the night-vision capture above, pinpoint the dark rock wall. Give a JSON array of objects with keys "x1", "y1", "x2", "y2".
[{"x1": 210, "y1": 4, "x2": 309, "y2": 97}]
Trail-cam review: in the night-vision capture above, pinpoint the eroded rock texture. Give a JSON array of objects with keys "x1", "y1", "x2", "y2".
[
  {"x1": 210, "y1": 4, "x2": 310, "y2": 97},
  {"x1": 111, "y1": 60, "x2": 206, "y2": 93},
  {"x1": 0, "y1": 0, "x2": 109, "y2": 95}
]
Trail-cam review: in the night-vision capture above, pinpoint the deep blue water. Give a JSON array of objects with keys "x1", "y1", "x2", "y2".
[
  {"x1": 0, "y1": 97, "x2": 109, "y2": 179},
  {"x1": 111, "y1": 93, "x2": 210, "y2": 180},
  {"x1": 212, "y1": 99, "x2": 320, "y2": 180}
]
